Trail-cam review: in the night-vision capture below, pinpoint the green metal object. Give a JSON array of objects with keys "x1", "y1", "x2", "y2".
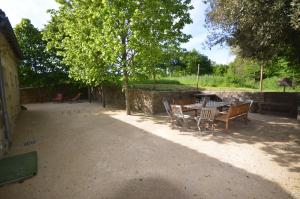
[{"x1": 0, "y1": 151, "x2": 38, "y2": 186}]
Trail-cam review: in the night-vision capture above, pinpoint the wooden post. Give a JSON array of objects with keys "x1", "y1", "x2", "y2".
[
  {"x1": 196, "y1": 64, "x2": 200, "y2": 90},
  {"x1": 259, "y1": 64, "x2": 264, "y2": 92}
]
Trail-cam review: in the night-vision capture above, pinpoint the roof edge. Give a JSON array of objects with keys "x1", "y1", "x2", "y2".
[{"x1": 0, "y1": 9, "x2": 22, "y2": 60}]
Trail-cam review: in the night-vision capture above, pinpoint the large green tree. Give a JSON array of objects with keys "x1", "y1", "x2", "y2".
[
  {"x1": 204, "y1": 0, "x2": 300, "y2": 90},
  {"x1": 14, "y1": 19, "x2": 67, "y2": 87},
  {"x1": 45, "y1": 0, "x2": 193, "y2": 114},
  {"x1": 183, "y1": 49, "x2": 213, "y2": 75}
]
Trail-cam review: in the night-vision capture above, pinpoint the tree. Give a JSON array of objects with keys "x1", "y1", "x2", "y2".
[
  {"x1": 213, "y1": 64, "x2": 228, "y2": 76},
  {"x1": 14, "y1": 19, "x2": 67, "y2": 87},
  {"x1": 204, "y1": 0, "x2": 300, "y2": 91},
  {"x1": 183, "y1": 49, "x2": 213, "y2": 75},
  {"x1": 45, "y1": 0, "x2": 193, "y2": 114}
]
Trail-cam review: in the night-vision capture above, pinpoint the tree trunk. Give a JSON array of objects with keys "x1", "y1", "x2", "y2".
[
  {"x1": 88, "y1": 86, "x2": 92, "y2": 103},
  {"x1": 121, "y1": 35, "x2": 131, "y2": 115},
  {"x1": 124, "y1": 70, "x2": 131, "y2": 115},
  {"x1": 259, "y1": 64, "x2": 264, "y2": 92},
  {"x1": 101, "y1": 85, "x2": 106, "y2": 108}
]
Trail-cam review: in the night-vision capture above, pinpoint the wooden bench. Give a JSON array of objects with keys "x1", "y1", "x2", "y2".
[{"x1": 215, "y1": 102, "x2": 251, "y2": 131}]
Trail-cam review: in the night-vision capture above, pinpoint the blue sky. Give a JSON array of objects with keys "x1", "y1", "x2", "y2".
[{"x1": 0, "y1": 0, "x2": 235, "y2": 64}]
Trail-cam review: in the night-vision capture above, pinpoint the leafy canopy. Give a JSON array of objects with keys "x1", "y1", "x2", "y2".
[
  {"x1": 205, "y1": 0, "x2": 300, "y2": 63},
  {"x1": 183, "y1": 49, "x2": 213, "y2": 75},
  {"x1": 44, "y1": 0, "x2": 193, "y2": 86},
  {"x1": 14, "y1": 19, "x2": 67, "y2": 87}
]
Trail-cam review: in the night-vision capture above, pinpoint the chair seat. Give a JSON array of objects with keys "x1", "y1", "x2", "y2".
[{"x1": 177, "y1": 114, "x2": 192, "y2": 119}]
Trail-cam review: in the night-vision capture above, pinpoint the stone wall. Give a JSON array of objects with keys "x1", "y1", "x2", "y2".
[
  {"x1": 20, "y1": 86, "x2": 88, "y2": 104},
  {"x1": 0, "y1": 33, "x2": 20, "y2": 123},
  {"x1": 201, "y1": 91, "x2": 263, "y2": 112},
  {"x1": 129, "y1": 89, "x2": 199, "y2": 114},
  {"x1": 0, "y1": 32, "x2": 20, "y2": 153},
  {"x1": 128, "y1": 89, "x2": 299, "y2": 116},
  {"x1": 20, "y1": 87, "x2": 53, "y2": 104},
  {"x1": 85, "y1": 85, "x2": 299, "y2": 117},
  {"x1": 92, "y1": 86, "x2": 125, "y2": 108}
]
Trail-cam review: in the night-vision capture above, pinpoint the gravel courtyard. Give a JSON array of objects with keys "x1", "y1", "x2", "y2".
[{"x1": 0, "y1": 102, "x2": 299, "y2": 199}]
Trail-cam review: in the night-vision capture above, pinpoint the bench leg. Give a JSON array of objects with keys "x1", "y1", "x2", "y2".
[{"x1": 244, "y1": 116, "x2": 248, "y2": 124}]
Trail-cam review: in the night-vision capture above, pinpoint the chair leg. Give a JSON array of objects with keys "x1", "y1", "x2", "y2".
[
  {"x1": 224, "y1": 121, "x2": 229, "y2": 133},
  {"x1": 196, "y1": 119, "x2": 203, "y2": 133},
  {"x1": 183, "y1": 119, "x2": 189, "y2": 129}
]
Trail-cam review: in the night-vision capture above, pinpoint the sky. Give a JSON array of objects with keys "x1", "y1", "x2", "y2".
[{"x1": 0, "y1": 0, "x2": 235, "y2": 64}]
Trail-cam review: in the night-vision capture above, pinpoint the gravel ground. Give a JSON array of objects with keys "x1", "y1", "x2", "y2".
[{"x1": 0, "y1": 102, "x2": 299, "y2": 199}]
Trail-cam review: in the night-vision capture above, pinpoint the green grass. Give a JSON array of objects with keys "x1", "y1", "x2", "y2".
[{"x1": 131, "y1": 75, "x2": 300, "y2": 92}]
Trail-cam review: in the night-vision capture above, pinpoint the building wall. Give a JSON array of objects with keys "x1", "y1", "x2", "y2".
[{"x1": 0, "y1": 32, "x2": 20, "y2": 152}]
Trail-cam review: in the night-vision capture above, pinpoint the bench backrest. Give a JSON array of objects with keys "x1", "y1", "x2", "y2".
[{"x1": 228, "y1": 103, "x2": 251, "y2": 119}]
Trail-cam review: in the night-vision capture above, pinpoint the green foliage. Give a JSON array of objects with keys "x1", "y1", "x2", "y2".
[
  {"x1": 213, "y1": 64, "x2": 228, "y2": 75},
  {"x1": 205, "y1": 0, "x2": 300, "y2": 64},
  {"x1": 157, "y1": 48, "x2": 213, "y2": 77},
  {"x1": 44, "y1": 0, "x2": 193, "y2": 87},
  {"x1": 182, "y1": 49, "x2": 213, "y2": 75},
  {"x1": 14, "y1": 19, "x2": 68, "y2": 87},
  {"x1": 290, "y1": 0, "x2": 300, "y2": 30},
  {"x1": 157, "y1": 75, "x2": 300, "y2": 91},
  {"x1": 225, "y1": 57, "x2": 260, "y2": 81},
  {"x1": 43, "y1": 2, "x2": 112, "y2": 86}
]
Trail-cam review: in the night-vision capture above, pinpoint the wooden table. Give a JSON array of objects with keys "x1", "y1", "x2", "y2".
[
  {"x1": 194, "y1": 94, "x2": 222, "y2": 102},
  {"x1": 184, "y1": 102, "x2": 231, "y2": 115},
  {"x1": 184, "y1": 102, "x2": 230, "y2": 109}
]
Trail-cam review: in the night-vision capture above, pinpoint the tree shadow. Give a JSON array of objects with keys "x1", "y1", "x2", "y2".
[
  {"x1": 124, "y1": 111, "x2": 300, "y2": 173},
  {"x1": 198, "y1": 113, "x2": 300, "y2": 171}
]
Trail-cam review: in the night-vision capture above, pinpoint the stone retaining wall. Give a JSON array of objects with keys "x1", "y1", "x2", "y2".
[
  {"x1": 129, "y1": 89, "x2": 199, "y2": 114},
  {"x1": 128, "y1": 89, "x2": 299, "y2": 116},
  {"x1": 20, "y1": 86, "x2": 88, "y2": 104},
  {"x1": 30, "y1": 84, "x2": 298, "y2": 118}
]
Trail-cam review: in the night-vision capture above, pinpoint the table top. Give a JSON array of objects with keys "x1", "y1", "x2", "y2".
[
  {"x1": 194, "y1": 93, "x2": 216, "y2": 96},
  {"x1": 184, "y1": 101, "x2": 231, "y2": 109}
]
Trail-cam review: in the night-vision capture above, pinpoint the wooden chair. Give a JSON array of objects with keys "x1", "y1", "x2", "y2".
[
  {"x1": 52, "y1": 93, "x2": 63, "y2": 103},
  {"x1": 162, "y1": 98, "x2": 176, "y2": 126},
  {"x1": 71, "y1": 92, "x2": 81, "y2": 102},
  {"x1": 170, "y1": 105, "x2": 193, "y2": 128},
  {"x1": 195, "y1": 107, "x2": 217, "y2": 133}
]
